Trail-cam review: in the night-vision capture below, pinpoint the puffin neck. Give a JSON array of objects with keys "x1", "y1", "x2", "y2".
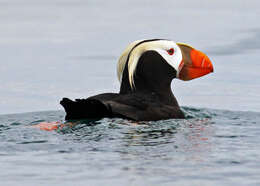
[{"x1": 119, "y1": 51, "x2": 179, "y2": 106}]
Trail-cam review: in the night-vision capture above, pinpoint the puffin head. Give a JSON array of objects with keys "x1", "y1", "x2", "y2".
[{"x1": 117, "y1": 39, "x2": 213, "y2": 91}]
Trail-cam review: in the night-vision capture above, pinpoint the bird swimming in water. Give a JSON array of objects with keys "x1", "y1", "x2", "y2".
[{"x1": 60, "y1": 39, "x2": 213, "y2": 121}]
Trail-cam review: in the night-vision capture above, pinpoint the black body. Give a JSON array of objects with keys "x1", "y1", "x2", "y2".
[{"x1": 60, "y1": 50, "x2": 185, "y2": 121}]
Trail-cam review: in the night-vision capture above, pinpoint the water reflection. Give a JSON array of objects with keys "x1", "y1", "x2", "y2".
[
  {"x1": 180, "y1": 119, "x2": 215, "y2": 162},
  {"x1": 120, "y1": 118, "x2": 215, "y2": 162},
  {"x1": 122, "y1": 122, "x2": 179, "y2": 147},
  {"x1": 106, "y1": 118, "x2": 216, "y2": 167},
  {"x1": 43, "y1": 113, "x2": 216, "y2": 163}
]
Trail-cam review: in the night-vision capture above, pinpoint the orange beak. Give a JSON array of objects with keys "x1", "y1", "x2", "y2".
[{"x1": 178, "y1": 48, "x2": 214, "y2": 81}]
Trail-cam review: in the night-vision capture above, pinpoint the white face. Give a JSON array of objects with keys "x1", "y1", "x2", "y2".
[
  {"x1": 152, "y1": 40, "x2": 183, "y2": 76},
  {"x1": 117, "y1": 39, "x2": 184, "y2": 89}
]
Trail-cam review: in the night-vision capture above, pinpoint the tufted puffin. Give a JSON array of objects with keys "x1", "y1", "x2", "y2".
[{"x1": 60, "y1": 39, "x2": 213, "y2": 121}]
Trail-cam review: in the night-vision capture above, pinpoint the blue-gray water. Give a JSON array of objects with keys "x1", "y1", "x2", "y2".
[
  {"x1": 1, "y1": 0, "x2": 260, "y2": 185},
  {"x1": 1, "y1": 108, "x2": 260, "y2": 186}
]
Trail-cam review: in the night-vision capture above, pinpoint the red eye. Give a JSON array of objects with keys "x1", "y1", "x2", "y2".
[{"x1": 167, "y1": 48, "x2": 174, "y2": 55}]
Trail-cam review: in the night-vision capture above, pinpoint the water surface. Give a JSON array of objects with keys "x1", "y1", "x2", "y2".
[{"x1": 1, "y1": 108, "x2": 260, "y2": 186}]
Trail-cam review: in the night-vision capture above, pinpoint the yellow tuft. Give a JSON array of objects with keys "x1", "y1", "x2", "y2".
[
  {"x1": 117, "y1": 40, "x2": 143, "y2": 82},
  {"x1": 127, "y1": 42, "x2": 161, "y2": 88},
  {"x1": 117, "y1": 40, "x2": 171, "y2": 89}
]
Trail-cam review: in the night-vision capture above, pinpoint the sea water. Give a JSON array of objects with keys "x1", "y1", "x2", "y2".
[{"x1": 0, "y1": 108, "x2": 260, "y2": 186}]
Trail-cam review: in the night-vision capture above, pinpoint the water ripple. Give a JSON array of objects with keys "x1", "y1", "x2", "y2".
[{"x1": 0, "y1": 108, "x2": 260, "y2": 185}]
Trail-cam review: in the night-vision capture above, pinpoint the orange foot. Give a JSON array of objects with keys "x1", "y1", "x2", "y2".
[{"x1": 31, "y1": 121, "x2": 65, "y2": 131}]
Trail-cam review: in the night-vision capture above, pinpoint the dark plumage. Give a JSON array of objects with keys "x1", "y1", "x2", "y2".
[{"x1": 60, "y1": 39, "x2": 213, "y2": 121}]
